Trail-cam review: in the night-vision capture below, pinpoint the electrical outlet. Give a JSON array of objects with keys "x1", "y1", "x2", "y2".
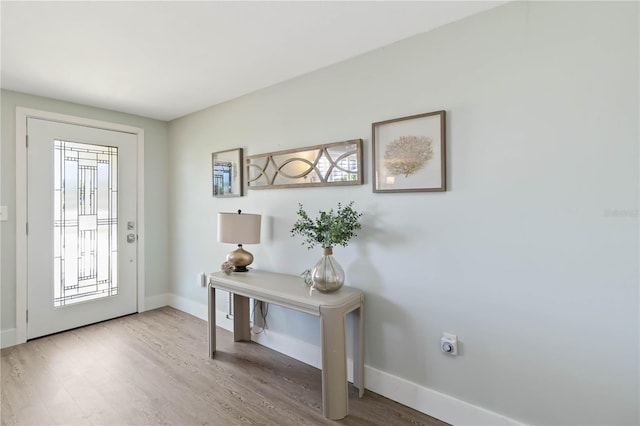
[
  {"x1": 441, "y1": 332, "x2": 458, "y2": 356},
  {"x1": 0, "y1": 206, "x2": 7, "y2": 222}
]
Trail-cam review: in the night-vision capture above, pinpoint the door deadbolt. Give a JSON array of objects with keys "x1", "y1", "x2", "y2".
[{"x1": 127, "y1": 234, "x2": 136, "y2": 243}]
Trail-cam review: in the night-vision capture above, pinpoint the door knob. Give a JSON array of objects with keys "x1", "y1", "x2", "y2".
[{"x1": 127, "y1": 234, "x2": 136, "y2": 243}]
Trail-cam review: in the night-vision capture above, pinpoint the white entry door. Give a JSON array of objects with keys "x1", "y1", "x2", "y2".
[{"x1": 27, "y1": 118, "x2": 138, "y2": 339}]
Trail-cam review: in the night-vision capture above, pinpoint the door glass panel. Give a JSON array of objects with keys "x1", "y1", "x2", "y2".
[{"x1": 53, "y1": 140, "x2": 118, "y2": 307}]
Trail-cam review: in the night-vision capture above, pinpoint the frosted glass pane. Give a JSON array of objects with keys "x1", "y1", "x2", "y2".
[
  {"x1": 65, "y1": 160, "x2": 78, "y2": 219},
  {"x1": 78, "y1": 215, "x2": 97, "y2": 231},
  {"x1": 64, "y1": 226, "x2": 78, "y2": 289},
  {"x1": 97, "y1": 163, "x2": 109, "y2": 219},
  {"x1": 111, "y1": 155, "x2": 118, "y2": 190},
  {"x1": 97, "y1": 227, "x2": 109, "y2": 282},
  {"x1": 53, "y1": 258, "x2": 61, "y2": 301},
  {"x1": 53, "y1": 141, "x2": 118, "y2": 307}
]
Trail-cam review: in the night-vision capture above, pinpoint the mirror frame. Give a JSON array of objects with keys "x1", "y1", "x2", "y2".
[{"x1": 246, "y1": 139, "x2": 363, "y2": 190}]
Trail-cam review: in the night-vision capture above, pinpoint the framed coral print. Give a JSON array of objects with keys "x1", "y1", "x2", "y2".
[
  {"x1": 212, "y1": 148, "x2": 243, "y2": 197},
  {"x1": 372, "y1": 110, "x2": 446, "y2": 193}
]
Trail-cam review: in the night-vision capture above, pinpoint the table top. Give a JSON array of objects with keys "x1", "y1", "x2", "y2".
[{"x1": 208, "y1": 269, "x2": 363, "y2": 316}]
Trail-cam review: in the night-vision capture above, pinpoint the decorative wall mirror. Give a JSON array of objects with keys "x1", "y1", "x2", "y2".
[
  {"x1": 212, "y1": 148, "x2": 243, "y2": 197},
  {"x1": 246, "y1": 139, "x2": 363, "y2": 190}
]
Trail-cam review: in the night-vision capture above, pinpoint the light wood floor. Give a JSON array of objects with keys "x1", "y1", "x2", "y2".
[{"x1": 1, "y1": 307, "x2": 448, "y2": 425}]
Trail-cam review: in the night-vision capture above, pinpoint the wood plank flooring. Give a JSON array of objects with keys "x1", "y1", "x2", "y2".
[{"x1": 1, "y1": 307, "x2": 448, "y2": 425}]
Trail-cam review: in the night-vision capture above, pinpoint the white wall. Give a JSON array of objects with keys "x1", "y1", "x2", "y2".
[
  {"x1": 168, "y1": 2, "x2": 639, "y2": 425},
  {"x1": 0, "y1": 89, "x2": 171, "y2": 335}
]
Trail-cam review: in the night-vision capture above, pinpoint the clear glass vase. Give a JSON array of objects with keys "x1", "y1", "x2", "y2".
[{"x1": 311, "y1": 247, "x2": 345, "y2": 292}]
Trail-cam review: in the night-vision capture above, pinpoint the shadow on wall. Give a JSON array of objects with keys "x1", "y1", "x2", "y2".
[
  {"x1": 355, "y1": 204, "x2": 413, "y2": 250},
  {"x1": 347, "y1": 202, "x2": 421, "y2": 294},
  {"x1": 347, "y1": 207, "x2": 411, "y2": 371},
  {"x1": 345, "y1": 203, "x2": 437, "y2": 383}
]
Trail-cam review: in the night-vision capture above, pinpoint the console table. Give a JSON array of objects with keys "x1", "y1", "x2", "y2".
[{"x1": 207, "y1": 269, "x2": 364, "y2": 420}]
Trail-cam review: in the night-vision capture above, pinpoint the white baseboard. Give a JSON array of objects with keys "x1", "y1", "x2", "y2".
[
  {"x1": 167, "y1": 293, "x2": 208, "y2": 321},
  {"x1": 166, "y1": 292, "x2": 235, "y2": 331},
  {"x1": 365, "y1": 365, "x2": 522, "y2": 426},
  {"x1": 171, "y1": 297, "x2": 522, "y2": 426},
  {"x1": 1, "y1": 328, "x2": 17, "y2": 349},
  {"x1": 144, "y1": 293, "x2": 170, "y2": 311},
  {"x1": 251, "y1": 327, "x2": 322, "y2": 369},
  {"x1": 250, "y1": 326, "x2": 356, "y2": 383}
]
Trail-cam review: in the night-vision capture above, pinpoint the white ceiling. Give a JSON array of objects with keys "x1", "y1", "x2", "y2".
[{"x1": 1, "y1": 1, "x2": 505, "y2": 121}]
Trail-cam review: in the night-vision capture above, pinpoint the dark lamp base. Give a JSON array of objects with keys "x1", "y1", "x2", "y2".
[{"x1": 234, "y1": 266, "x2": 249, "y2": 272}]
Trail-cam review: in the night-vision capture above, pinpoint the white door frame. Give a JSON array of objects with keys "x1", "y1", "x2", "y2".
[{"x1": 15, "y1": 107, "x2": 145, "y2": 344}]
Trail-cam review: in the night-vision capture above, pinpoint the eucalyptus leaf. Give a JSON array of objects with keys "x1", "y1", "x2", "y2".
[{"x1": 290, "y1": 202, "x2": 363, "y2": 249}]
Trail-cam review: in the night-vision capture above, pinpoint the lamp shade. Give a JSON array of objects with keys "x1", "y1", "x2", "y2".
[{"x1": 217, "y1": 212, "x2": 261, "y2": 244}]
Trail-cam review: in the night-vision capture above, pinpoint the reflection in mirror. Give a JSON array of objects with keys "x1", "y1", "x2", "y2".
[
  {"x1": 212, "y1": 148, "x2": 243, "y2": 197},
  {"x1": 247, "y1": 139, "x2": 363, "y2": 189}
]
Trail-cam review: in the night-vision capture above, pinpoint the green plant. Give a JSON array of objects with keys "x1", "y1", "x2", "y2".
[{"x1": 290, "y1": 202, "x2": 363, "y2": 249}]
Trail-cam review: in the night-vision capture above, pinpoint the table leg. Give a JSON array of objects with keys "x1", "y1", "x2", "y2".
[
  {"x1": 233, "y1": 294, "x2": 251, "y2": 342},
  {"x1": 320, "y1": 306, "x2": 348, "y2": 420},
  {"x1": 354, "y1": 304, "x2": 365, "y2": 397},
  {"x1": 208, "y1": 285, "x2": 216, "y2": 358}
]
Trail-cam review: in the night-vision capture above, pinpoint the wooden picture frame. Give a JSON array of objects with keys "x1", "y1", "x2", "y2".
[
  {"x1": 212, "y1": 148, "x2": 243, "y2": 197},
  {"x1": 372, "y1": 110, "x2": 446, "y2": 193}
]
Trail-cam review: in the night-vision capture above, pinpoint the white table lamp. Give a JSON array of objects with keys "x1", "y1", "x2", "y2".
[{"x1": 217, "y1": 210, "x2": 261, "y2": 272}]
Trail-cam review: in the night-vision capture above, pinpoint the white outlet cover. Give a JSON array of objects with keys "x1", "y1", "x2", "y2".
[
  {"x1": 441, "y1": 333, "x2": 458, "y2": 356},
  {"x1": 0, "y1": 206, "x2": 7, "y2": 221}
]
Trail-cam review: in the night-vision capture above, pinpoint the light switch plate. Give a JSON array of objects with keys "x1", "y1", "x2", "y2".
[{"x1": 0, "y1": 206, "x2": 7, "y2": 222}]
